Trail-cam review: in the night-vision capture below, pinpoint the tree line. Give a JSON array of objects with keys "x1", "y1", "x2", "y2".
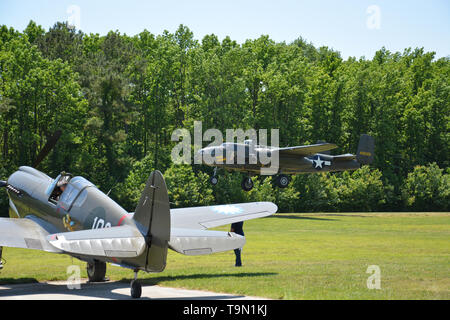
[{"x1": 0, "y1": 21, "x2": 448, "y2": 215}]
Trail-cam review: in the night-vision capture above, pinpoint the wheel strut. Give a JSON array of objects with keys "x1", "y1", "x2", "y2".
[{"x1": 210, "y1": 167, "x2": 219, "y2": 185}]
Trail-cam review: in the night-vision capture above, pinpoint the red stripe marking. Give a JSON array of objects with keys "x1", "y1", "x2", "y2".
[{"x1": 117, "y1": 215, "x2": 127, "y2": 226}]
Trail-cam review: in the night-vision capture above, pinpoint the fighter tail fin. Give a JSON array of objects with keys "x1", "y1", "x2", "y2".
[
  {"x1": 133, "y1": 170, "x2": 171, "y2": 272},
  {"x1": 356, "y1": 134, "x2": 375, "y2": 165}
]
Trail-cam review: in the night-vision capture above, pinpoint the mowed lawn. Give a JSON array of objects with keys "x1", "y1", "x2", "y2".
[{"x1": 0, "y1": 212, "x2": 448, "y2": 299}]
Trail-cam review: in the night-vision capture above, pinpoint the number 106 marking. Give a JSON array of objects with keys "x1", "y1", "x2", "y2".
[{"x1": 92, "y1": 217, "x2": 112, "y2": 229}]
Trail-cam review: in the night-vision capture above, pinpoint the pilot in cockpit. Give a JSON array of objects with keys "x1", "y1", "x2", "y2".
[
  {"x1": 56, "y1": 181, "x2": 68, "y2": 201},
  {"x1": 50, "y1": 173, "x2": 71, "y2": 202}
]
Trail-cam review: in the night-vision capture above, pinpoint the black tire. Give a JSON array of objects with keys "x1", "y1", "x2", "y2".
[
  {"x1": 210, "y1": 176, "x2": 218, "y2": 185},
  {"x1": 241, "y1": 177, "x2": 254, "y2": 192},
  {"x1": 277, "y1": 175, "x2": 290, "y2": 188},
  {"x1": 131, "y1": 280, "x2": 142, "y2": 299},
  {"x1": 87, "y1": 260, "x2": 106, "y2": 282}
]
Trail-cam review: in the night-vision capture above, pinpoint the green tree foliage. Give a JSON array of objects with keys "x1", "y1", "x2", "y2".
[
  {"x1": 164, "y1": 164, "x2": 214, "y2": 208},
  {"x1": 115, "y1": 153, "x2": 155, "y2": 211},
  {"x1": 291, "y1": 167, "x2": 388, "y2": 212},
  {"x1": 0, "y1": 21, "x2": 448, "y2": 216},
  {"x1": 336, "y1": 166, "x2": 387, "y2": 212},
  {"x1": 401, "y1": 163, "x2": 449, "y2": 211}
]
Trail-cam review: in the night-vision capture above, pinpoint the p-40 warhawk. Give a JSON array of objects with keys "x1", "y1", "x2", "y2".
[
  {"x1": 0, "y1": 168, "x2": 277, "y2": 298},
  {"x1": 199, "y1": 134, "x2": 375, "y2": 191}
]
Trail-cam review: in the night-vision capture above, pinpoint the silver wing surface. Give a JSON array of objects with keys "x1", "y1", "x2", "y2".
[
  {"x1": 47, "y1": 226, "x2": 146, "y2": 258},
  {"x1": 167, "y1": 202, "x2": 277, "y2": 256},
  {"x1": 169, "y1": 228, "x2": 245, "y2": 256},
  {"x1": 170, "y1": 202, "x2": 277, "y2": 230},
  {"x1": 0, "y1": 217, "x2": 61, "y2": 253},
  {"x1": 0, "y1": 217, "x2": 146, "y2": 259}
]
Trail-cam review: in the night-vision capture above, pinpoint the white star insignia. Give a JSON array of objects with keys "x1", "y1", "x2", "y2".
[{"x1": 313, "y1": 156, "x2": 325, "y2": 169}]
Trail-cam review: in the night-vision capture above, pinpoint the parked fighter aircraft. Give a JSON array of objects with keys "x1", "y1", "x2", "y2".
[
  {"x1": 199, "y1": 134, "x2": 375, "y2": 191},
  {"x1": 0, "y1": 135, "x2": 277, "y2": 298}
]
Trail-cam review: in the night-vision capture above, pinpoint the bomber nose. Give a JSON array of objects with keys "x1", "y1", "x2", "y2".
[
  {"x1": 197, "y1": 149, "x2": 206, "y2": 160},
  {"x1": 198, "y1": 147, "x2": 218, "y2": 166}
]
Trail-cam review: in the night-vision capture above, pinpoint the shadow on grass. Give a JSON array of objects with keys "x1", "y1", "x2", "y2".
[
  {"x1": 270, "y1": 214, "x2": 338, "y2": 221},
  {"x1": 0, "y1": 278, "x2": 39, "y2": 285},
  {"x1": 124, "y1": 272, "x2": 278, "y2": 286},
  {"x1": 272, "y1": 213, "x2": 375, "y2": 220},
  {"x1": 0, "y1": 280, "x2": 137, "y2": 299}
]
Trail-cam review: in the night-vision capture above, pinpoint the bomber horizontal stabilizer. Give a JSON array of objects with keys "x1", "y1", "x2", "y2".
[
  {"x1": 277, "y1": 143, "x2": 338, "y2": 156},
  {"x1": 332, "y1": 153, "x2": 356, "y2": 161}
]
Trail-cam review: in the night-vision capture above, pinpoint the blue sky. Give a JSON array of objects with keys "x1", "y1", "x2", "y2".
[{"x1": 1, "y1": 0, "x2": 449, "y2": 59}]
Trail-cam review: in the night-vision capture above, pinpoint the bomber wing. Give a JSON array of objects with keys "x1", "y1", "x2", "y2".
[{"x1": 276, "y1": 143, "x2": 338, "y2": 157}]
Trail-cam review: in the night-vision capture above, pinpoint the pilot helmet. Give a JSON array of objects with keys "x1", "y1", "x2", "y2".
[{"x1": 57, "y1": 175, "x2": 70, "y2": 187}]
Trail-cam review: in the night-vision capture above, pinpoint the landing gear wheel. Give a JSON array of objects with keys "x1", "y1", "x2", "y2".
[
  {"x1": 241, "y1": 177, "x2": 254, "y2": 192},
  {"x1": 87, "y1": 260, "x2": 106, "y2": 282},
  {"x1": 130, "y1": 270, "x2": 142, "y2": 299},
  {"x1": 276, "y1": 175, "x2": 290, "y2": 188},
  {"x1": 210, "y1": 176, "x2": 218, "y2": 185},
  {"x1": 131, "y1": 280, "x2": 142, "y2": 299}
]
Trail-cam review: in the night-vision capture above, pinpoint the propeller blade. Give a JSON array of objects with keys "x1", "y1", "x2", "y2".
[{"x1": 32, "y1": 130, "x2": 62, "y2": 168}]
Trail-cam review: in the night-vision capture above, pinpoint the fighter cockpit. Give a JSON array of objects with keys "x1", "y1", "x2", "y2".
[
  {"x1": 47, "y1": 172, "x2": 73, "y2": 204},
  {"x1": 47, "y1": 173, "x2": 95, "y2": 213}
]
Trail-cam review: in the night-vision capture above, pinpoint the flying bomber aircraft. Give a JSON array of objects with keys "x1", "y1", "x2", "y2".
[
  {"x1": 0, "y1": 133, "x2": 277, "y2": 298},
  {"x1": 199, "y1": 134, "x2": 375, "y2": 191}
]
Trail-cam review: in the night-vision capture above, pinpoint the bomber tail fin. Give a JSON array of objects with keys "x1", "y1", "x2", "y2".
[
  {"x1": 356, "y1": 134, "x2": 375, "y2": 165},
  {"x1": 133, "y1": 170, "x2": 171, "y2": 272}
]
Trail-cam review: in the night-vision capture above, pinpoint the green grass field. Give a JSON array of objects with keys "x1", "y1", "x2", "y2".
[{"x1": 0, "y1": 212, "x2": 449, "y2": 299}]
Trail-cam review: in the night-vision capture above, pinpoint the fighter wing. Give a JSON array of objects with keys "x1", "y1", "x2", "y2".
[
  {"x1": 169, "y1": 228, "x2": 245, "y2": 256},
  {"x1": 170, "y1": 201, "x2": 277, "y2": 230},
  {"x1": 277, "y1": 143, "x2": 338, "y2": 156},
  {"x1": 47, "y1": 225, "x2": 146, "y2": 258},
  {"x1": 0, "y1": 217, "x2": 61, "y2": 253}
]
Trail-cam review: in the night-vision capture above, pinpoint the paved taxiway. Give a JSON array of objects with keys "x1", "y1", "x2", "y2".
[{"x1": 0, "y1": 280, "x2": 266, "y2": 300}]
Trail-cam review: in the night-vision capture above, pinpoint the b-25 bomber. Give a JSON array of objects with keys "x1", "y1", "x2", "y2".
[{"x1": 199, "y1": 134, "x2": 375, "y2": 191}]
